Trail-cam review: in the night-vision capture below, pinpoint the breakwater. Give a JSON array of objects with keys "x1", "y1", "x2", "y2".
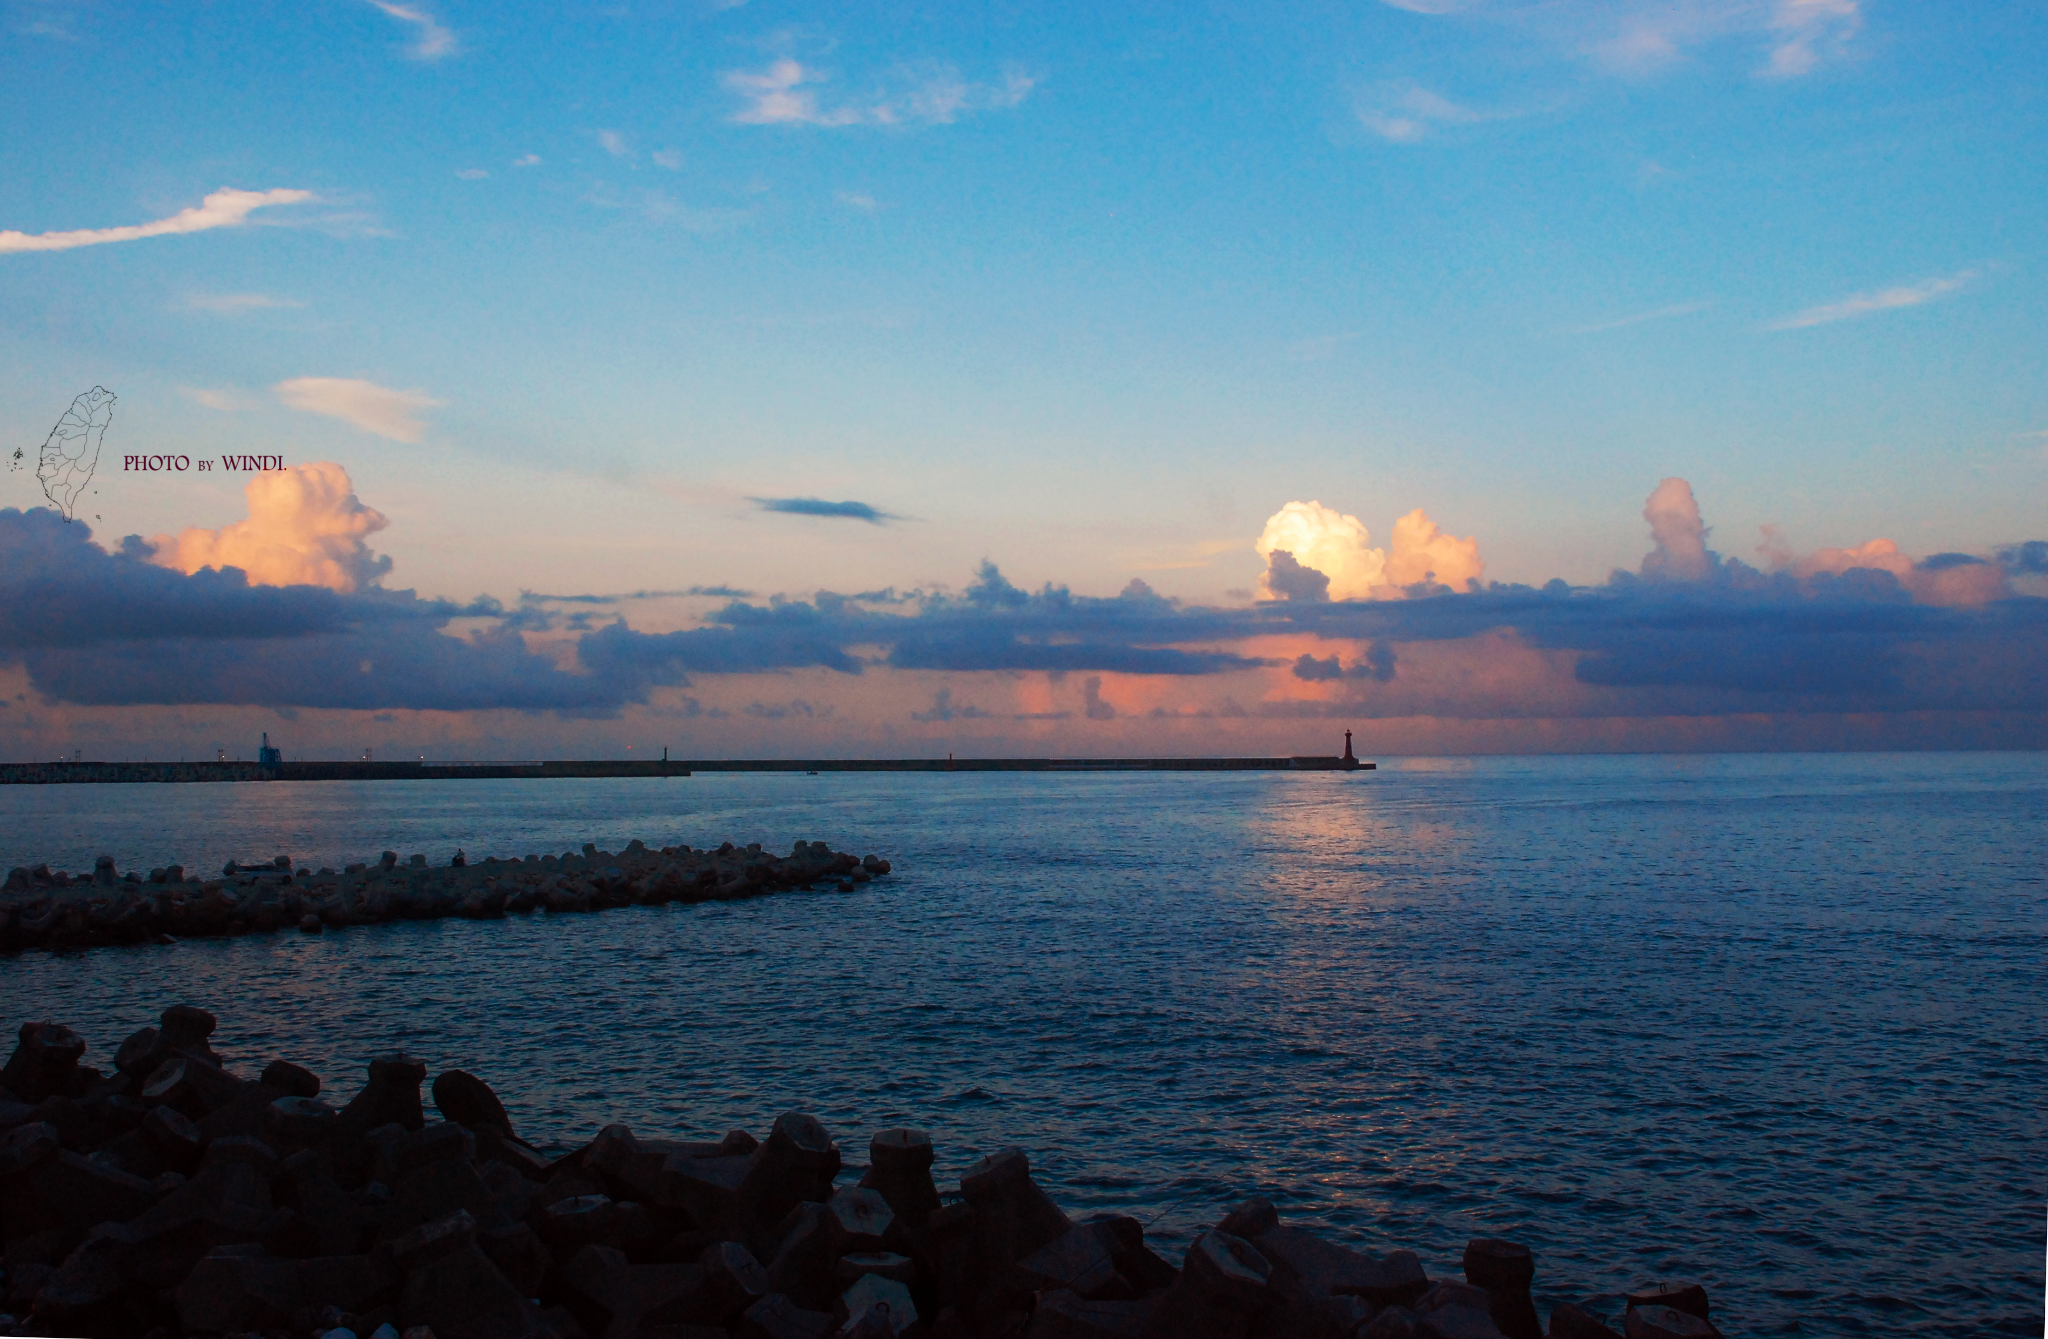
[
  {"x1": 1, "y1": 840, "x2": 889, "y2": 955},
  {"x1": 0, "y1": 757, "x2": 1372, "y2": 785},
  {"x1": 0, "y1": 1007, "x2": 1725, "y2": 1339}
]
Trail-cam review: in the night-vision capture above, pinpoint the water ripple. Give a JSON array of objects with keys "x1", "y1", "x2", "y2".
[{"x1": 2, "y1": 752, "x2": 2043, "y2": 1336}]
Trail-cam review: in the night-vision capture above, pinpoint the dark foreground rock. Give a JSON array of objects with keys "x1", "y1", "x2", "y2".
[
  {"x1": 0, "y1": 841, "x2": 892, "y2": 954},
  {"x1": 0, "y1": 1009, "x2": 1722, "y2": 1339}
]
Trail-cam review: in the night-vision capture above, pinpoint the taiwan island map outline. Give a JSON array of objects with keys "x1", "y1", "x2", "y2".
[{"x1": 10, "y1": 385, "x2": 116, "y2": 521}]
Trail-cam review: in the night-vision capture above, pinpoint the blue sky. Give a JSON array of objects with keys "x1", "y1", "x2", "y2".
[{"x1": 1, "y1": 0, "x2": 2043, "y2": 756}]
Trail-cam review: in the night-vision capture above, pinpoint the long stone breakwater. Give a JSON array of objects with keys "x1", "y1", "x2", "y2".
[
  {"x1": 0, "y1": 841, "x2": 891, "y2": 954},
  {"x1": 0, "y1": 1009, "x2": 1728, "y2": 1339}
]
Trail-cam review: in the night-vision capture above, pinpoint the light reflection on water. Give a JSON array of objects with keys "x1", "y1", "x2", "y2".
[{"x1": 2, "y1": 753, "x2": 2044, "y2": 1338}]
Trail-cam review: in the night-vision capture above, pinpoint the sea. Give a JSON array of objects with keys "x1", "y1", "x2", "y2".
[{"x1": 2, "y1": 752, "x2": 2043, "y2": 1337}]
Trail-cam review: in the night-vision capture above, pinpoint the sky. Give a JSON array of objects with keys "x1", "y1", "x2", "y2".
[{"x1": 1, "y1": 0, "x2": 2044, "y2": 759}]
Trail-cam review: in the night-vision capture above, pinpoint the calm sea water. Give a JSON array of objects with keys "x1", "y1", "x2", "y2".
[{"x1": 3, "y1": 754, "x2": 2043, "y2": 1337}]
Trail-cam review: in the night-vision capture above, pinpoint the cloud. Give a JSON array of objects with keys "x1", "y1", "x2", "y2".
[
  {"x1": 1637, "y1": 478, "x2": 2019, "y2": 606},
  {"x1": 1256, "y1": 501, "x2": 1483, "y2": 599},
  {"x1": 1257, "y1": 501, "x2": 1385, "y2": 599},
  {"x1": 274, "y1": 377, "x2": 442, "y2": 443},
  {"x1": 180, "y1": 387, "x2": 259, "y2": 412},
  {"x1": 512, "y1": 155, "x2": 543, "y2": 168},
  {"x1": 1532, "y1": 0, "x2": 1863, "y2": 78},
  {"x1": 1293, "y1": 640, "x2": 1399, "y2": 683},
  {"x1": 5, "y1": 478, "x2": 2042, "y2": 734},
  {"x1": 0, "y1": 508, "x2": 621, "y2": 712},
  {"x1": 186, "y1": 292, "x2": 303, "y2": 314},
  {"x1": 1355, "y1": 82, "x2": 1498, "y2": 143},
  {"x1": 745, "y1": 698, "x2": 829, "y2": 720},
  {"x1": 1385, "y1": 509, "x2": 1485, "y2": 592},
  {"x1": 597, "y1": 130, "x2": 631, "y2": 158},
  {"x1": 1788, "y1": 537, "x2": 2011, "y2": 607},
  {"x1": 722, "y1": 58, "x2": 1034, "y2": 128},
  {"x1": 752, "y1": 496, "x2": 900, "y2": 524},
  {"x1": 148, "y1": 463, "x2": 393, "y2": 593},
  {"x1": 1640, "y1": 477, "x2": 1715, "y2": 582},
  {"x1": 1562, "y1": 300, "x2": 1714, "y2": 334},
  {"x1": 0, "y1": 188, "x2": 313, "y2": 255},
  {"x1": 652, "y1": 150, "x2": 684, "y2": 171},
  {"x1": 639, "y1": 193, "x2": 751, "y2": 234},
  {"x1": 1997, "y1": 541, "x2": 2048, "y2": 576},
  {"x1": 1264, "y1": 550, "x2": 1332, "y2": 603},
  {"x1": 522, "y1": 587, "x2": 755, "y2": 605},
  {"x1": 365, "y1": 0, "x2": 456, "y2": 60},
  {"x1": 1770, "y1": 271, "x2": 1975, "y2": 330},
  {"x1": 1082, "y1": 676, "x2": 1117, "y2": 720},
  {"x1": 910, "y1": 688, "x2": 991, "y2": 722},
  {"x1": 502, "y1": 586, "x2": 756, "y2": 631},
  {"x1": 456, "y1": 168, "x2": 489, "y2": 180},
  {"x1": 1765, "y1": 0, "x2": 1862, "y2": 76},
  {"x1": 837, "y1": 191, "x2": 880, "y2": 213},
  {"x1": 1371, "y1": 0, "x2": 1862, "y2": 80}
]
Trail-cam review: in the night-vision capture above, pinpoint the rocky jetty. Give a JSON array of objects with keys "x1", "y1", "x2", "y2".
[
  {"x1": 0, "y1": 1010, "x2": 1728, "y2": 1339},
  {"x1": 0, "y1": 842, "x2": 892, "y2": 954}
]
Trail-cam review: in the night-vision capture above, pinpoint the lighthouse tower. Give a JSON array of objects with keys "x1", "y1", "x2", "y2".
[{"x1": 1341, "y1": 730, "x2": 1359, "y2": 769}]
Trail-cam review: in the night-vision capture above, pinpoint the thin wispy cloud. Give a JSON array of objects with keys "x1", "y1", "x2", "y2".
[
  {"x1": 1355, "y1": 82, "x2": 1498, "y2": 143},
  {"x1": 1564, "y1": 300, "x2": 1715, "y2": 335},
  {"x1": 17, "y1": 13, "x2": 80, "y2": 40},
  {"x1": 652, "y1": 150, "x2": 684, "y2": 171},
  {"x1": 1385, "y1": 0, "x2": 1864, "y2": 80},
  {"x1": 365, "y1": 0, "x2": 456, "y2": 60},
  {"x1": 722, "y1": 58, "x2": 1034, "y2": 128},
  {"x1": 1770, "y1": 271, "x2": 1975, "y2": 331},
  {"x1": 597, "y1": 130, "x2": 632, "y2": 158},
  {"x1": 512, "y1": 154, "x2": 543, "y2": 168},
  {"x1": 186, "y1": 292, "x2": 304, "y2": 314},
  {"x1": 180, "y1": 387, "x2": 259, "y2": 412},
  {"x1": 274, "y1": 377, "x2": 443, "y2": 442},
  {"x1": 642, "y1": 193, "x2": 751, "y2": 234},
  {"x1": 836, "y1": 191, "x2": 880, "y2": 213},
  {"x1": 1590, "y1": 0, "x2": 1862, "y2": 76},
  {"x1": 0, "y1": 188, "x2": 312, "y2": 255},
  {"x1": 1766, "y1": 0, "x2": 1863, "y2": 77},
  {"x1": 455, "y1": 168, "x2": 489, "y2": 180},
  {"x1": 589, "y1": 186, "x2": 750, "y2": 235}
]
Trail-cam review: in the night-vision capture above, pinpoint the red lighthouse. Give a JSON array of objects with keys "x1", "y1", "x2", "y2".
[{"x1": 1342, "y1": 730, "x2": 1359, "y2": 769}]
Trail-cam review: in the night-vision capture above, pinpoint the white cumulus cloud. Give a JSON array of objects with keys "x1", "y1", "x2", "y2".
[
  {"x1": 274, "y1": 377, "x2": 443, "y2": 443},
  {"x1": 150, "y1": 462, "x2": 392, "y2": 593},
  {"x1": 1257, "y1": 501, "x2": 1387, "y2": 600},
  {"x1": 0, "y1": 188, "x2": 312, "y2": 255},
  {"x1": 1256, "y1": 500, "x2": 1484, "y2": 600}
]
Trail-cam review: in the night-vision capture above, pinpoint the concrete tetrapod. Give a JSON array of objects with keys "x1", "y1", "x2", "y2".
[{"x1": 0, "y1": 1009, "x2": 1726, "y2": 1339}]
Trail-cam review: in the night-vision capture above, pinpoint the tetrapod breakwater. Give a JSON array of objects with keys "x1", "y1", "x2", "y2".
[
  {"x1": 1, "y1": 841, "x2": 890, "y2": 955},
  {"x1": 0, "y1": 1006, "x2": 1727, "y2": 1339}
]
